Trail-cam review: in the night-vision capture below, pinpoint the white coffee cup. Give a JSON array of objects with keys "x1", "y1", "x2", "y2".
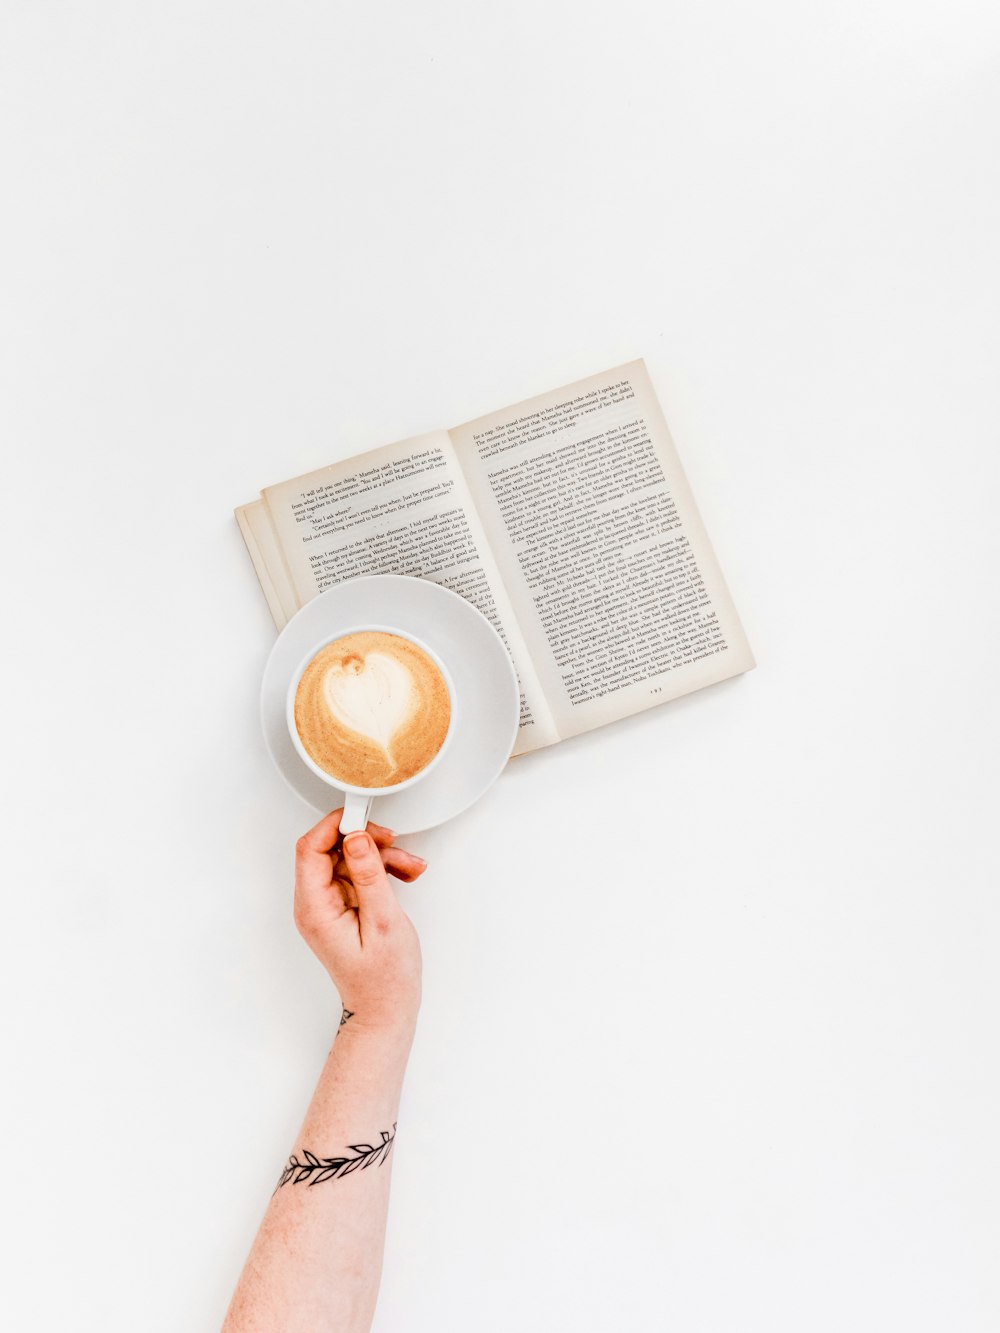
[{"x1": 286, "y1": 624, "x2": 456, "y2": 835}]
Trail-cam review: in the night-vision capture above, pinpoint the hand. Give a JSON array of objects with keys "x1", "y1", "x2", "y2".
[{"x1": 293, "y1": 809, "x2": 424, "y2": 1036}]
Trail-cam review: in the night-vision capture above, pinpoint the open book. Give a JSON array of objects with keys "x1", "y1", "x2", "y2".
[{"x1": 236, "y1": 359, "x2": 754, "y2": 757}]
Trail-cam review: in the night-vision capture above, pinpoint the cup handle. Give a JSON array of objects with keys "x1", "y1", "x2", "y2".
[{"x1": 340, "y1": 792, "x2": 373, "y2": 837}]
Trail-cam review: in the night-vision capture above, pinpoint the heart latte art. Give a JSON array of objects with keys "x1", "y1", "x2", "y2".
[{"x1": 293, "y1": 631, "x2": 451, "y2": 789}]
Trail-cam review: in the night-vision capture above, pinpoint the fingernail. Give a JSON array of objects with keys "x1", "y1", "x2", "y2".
[{"x1": 343, "y1": 831, "x2": 371, "y2": 853}]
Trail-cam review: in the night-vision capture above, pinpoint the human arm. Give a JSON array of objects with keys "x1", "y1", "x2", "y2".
[{"x1": 222, "y1": 811, "x2": 425, "y2": 1333}]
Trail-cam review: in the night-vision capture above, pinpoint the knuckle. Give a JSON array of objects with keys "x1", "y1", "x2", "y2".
[{"x1": 353, "y1": 866, "x2": 384, "y2": 890}]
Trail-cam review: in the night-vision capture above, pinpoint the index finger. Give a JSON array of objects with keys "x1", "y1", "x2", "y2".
[{"x1": 296, "y1": 808, "x2": 345, "y2": 857}]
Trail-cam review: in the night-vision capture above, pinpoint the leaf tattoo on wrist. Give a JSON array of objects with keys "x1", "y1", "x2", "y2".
[
  {"x1": 339, "y1": 1007, "x2": 354, "y2": 1027},
  {"x1": 276, "y1": 1124, "x2": 397, "y2": 1190}
]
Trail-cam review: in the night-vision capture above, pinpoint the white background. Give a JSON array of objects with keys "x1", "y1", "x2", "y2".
[{"x1": 2, "y1": 2, "x2": 998, "y2": 1329}]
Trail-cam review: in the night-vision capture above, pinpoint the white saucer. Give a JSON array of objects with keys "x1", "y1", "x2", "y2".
[{"x1": 261, "y1": 575, "x2": 520, "y2": 832}]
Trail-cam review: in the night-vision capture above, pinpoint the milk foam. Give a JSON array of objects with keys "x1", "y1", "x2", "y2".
[
  {"x1": 321, "y1": 651, "x2": 415, "y2": 769},
  {"x1": 295, "y1": 631, "x2": 451, "y2": 789}
]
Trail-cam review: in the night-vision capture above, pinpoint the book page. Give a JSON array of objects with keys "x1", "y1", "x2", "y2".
[
  {"x1": 261, "y1": 433, "x2": 558, "y2": 754},
  {"x1": 235, "y1": 500, "x2": 299, "y2": 631},
  {"x1": 450, "y1": 361, "x2": 755, "y2": 739}
]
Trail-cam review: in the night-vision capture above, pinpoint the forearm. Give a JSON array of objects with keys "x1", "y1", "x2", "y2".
[{"x1": 223, "y1": 1017, "x2": 416, "y2": 1333}]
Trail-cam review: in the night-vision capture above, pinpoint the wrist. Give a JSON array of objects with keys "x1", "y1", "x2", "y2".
[
  {"x1": 336, "y1": 1006, "x2": 419, "y2": 1050},
  {"x1": 332, "y1": 1020, "x2": 416, "y2": 1084}
]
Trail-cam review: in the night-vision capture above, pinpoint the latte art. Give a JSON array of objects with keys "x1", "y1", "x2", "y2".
[
  {"x1": 322, "y1": 652, "x2": 414, "y2": 762},
  {"x1": 294, "y1": 631, "x2": 451, "y2": 789}
]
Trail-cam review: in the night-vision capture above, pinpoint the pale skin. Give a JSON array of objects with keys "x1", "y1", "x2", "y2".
[{"x1": 222, "y1": 810, "x2": 426, "y2": 1333}]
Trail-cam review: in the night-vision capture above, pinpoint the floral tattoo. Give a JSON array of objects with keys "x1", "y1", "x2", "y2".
[{"x1": 276, "y1": 1125, "x2": 397, "y2": 1191}]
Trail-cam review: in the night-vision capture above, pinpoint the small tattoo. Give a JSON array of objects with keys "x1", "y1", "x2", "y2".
[
  {"x1": 276, "y1": 1124, "x2": 396, "y2": 1190},
  {"x1": 339, "y1": 1007, "x2": 354, "y2": 1027}
]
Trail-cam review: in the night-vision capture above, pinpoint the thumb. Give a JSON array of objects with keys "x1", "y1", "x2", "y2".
[{"x1": 342, "y1": 831, "x2": 395, "y2": 934}]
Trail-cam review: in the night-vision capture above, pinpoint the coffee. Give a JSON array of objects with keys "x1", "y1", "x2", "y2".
[{"x1": 293, "y1": 630, "x2": 451, "y2": 789}]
